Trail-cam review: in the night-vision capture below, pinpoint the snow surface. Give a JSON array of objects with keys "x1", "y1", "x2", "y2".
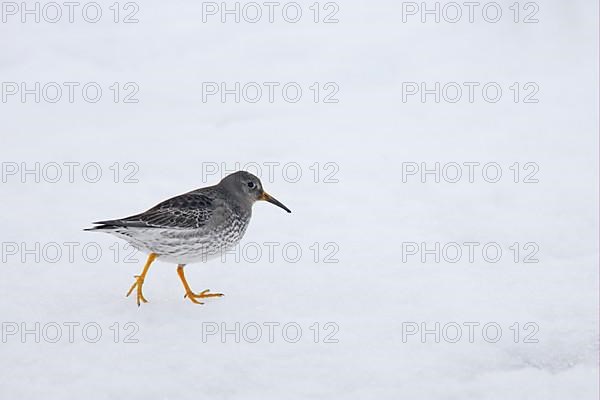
[{"x1": 0, "y1": 0, "x2": 598, "y2": 399}]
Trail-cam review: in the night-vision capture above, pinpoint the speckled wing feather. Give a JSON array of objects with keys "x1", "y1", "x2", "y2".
[{"x1": 92, "y1": 191, "x2": 222, "y2": 230}]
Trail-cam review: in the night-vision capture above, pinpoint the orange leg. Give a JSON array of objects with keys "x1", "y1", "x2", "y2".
[
  {"x1": 126, "y1": 253, "x2": 158, "y2": 306},
  {"x1": 177, "y1": 264, "x2": 224, "y2": 305}
]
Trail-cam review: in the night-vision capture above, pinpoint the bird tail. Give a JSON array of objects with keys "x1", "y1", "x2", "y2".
[{"x1": 84, "y1": 220, "x2": 123, "y2": 231}]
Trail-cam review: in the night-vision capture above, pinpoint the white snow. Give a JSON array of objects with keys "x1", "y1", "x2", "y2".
[{"x1": 0, "y1": 0, "x2": 598, "y2": 399}]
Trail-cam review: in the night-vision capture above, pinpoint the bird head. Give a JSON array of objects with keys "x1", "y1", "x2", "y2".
[{"x1": 219, "y1": 171, "x2": 291, "y2": 213}]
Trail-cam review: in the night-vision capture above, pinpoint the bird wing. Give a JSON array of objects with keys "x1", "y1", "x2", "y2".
[{"x1": 93, "y1": 192, "x2": 225, "y2": 230}]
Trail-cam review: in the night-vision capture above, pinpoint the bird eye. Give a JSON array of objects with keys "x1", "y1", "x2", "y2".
[{"x1": 247, "y1": 181, "x2": 255, "y2": 189}]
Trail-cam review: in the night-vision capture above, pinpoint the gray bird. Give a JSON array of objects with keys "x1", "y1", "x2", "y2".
[{"x1": 86, "y1": 171, "x2": 291, "y2": 306}]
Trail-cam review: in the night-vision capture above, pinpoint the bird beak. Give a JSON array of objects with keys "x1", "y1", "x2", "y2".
[{"x1": 260, "y1": 192, "x2": 291, "y2": 213}]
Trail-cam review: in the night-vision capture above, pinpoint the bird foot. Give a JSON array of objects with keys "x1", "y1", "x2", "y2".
[
  {"x1": 126, "y1": 275, "x2": 149, "y2": 307},
  {"x1": 184, "y1": 289, "x2": 224, "y2": 304}
]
